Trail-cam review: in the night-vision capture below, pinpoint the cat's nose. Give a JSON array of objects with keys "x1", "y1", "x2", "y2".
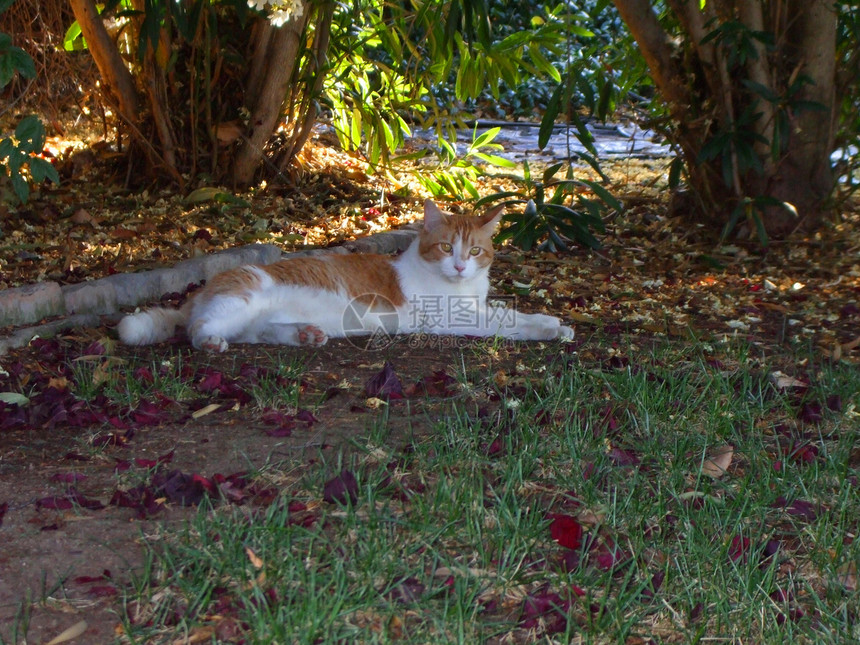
[{"x1": 454, "y1": 263, "x2": 466, "y2": 273}]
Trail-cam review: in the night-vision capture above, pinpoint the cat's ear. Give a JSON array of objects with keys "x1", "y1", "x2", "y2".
[
  {"x1": 476, "y1": 204, "x2": 504, "y2": 231},
  {"x1": 423, "y1": 199, "x2": 448, "y2": 232}
]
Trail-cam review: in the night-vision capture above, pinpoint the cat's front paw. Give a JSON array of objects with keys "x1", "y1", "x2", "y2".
[{"x1": 558, "y1": 325, "x2": 575, "y2": 340}]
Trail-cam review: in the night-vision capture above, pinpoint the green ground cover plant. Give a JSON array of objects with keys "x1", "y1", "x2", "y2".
[{"x1": 82, "y1": 334, "x2": 858, "y2": 644}]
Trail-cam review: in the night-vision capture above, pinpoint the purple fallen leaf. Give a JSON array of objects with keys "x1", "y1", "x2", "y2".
[
  {"x1": 772, "y1": 496, "x2": 819, "y2": 521},
  {"x1": 154, "y1": 470, "x2": 213, "y2": 506},
  {"x1": 50, "y1": 472, "x2": 88, "y2": 484},
  {"x1": 364, "y1": 362, "x2": 404, "y2": 399},
  {"x1": 296, "y1": 409, "x2": 318, "y2": 426},
  {"x1": 323, "y1": 469, "x2": 359, "y2": 505},
  {"x1": 798, "y1": 401, "x2": 823, "y2": 423},
  {"x1": 0, "y1": 501, "x2": 7, "y2": 528},
  {"x1": 36, "y1": 496, "x2": 74, "y2": 510},
  {"x1": 519, "y1": 586, "x2": 570, "y2": 634},
  {"x1": 728, "y1": 535, "x2": 751, "y2": 563},
  {"x1": 826, "y1": 394, "x2": 842, "y2": 412},
  {"x1": 593, "y1": 538, "x2": 630, "y2": 571},
  {"x1": 608, "y1": 447, "x2": 640, "y2": 467}
]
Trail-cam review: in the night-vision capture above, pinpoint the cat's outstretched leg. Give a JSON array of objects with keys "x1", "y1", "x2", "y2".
[{"x1": 256, "y1": 323, "x2": 328, "y2": 347}]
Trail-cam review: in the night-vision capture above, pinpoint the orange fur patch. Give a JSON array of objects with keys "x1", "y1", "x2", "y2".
[{"x1": 196, "y1": 254, "x2": 405, "y2": 306}]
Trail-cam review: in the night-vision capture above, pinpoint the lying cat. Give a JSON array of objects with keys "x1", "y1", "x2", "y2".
[{"x1": 117, "y1": 199, "x2": 573, "y2": 351}]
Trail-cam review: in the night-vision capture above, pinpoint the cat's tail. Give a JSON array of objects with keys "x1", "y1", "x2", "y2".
[{"x1": 117, "y1": 305, "x2": 189, "y2": 346}]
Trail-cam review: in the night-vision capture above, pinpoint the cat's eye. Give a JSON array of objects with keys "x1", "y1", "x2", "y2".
[
  {"x1": 469, "y1": 247, "x2": 482, "y2": 256},
  {"x1": 439, "y1": 242, "x2": 453, "y2": 253}
]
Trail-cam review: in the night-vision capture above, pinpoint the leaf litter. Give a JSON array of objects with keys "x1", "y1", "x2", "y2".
[{"x1": 0, "y1": 141, "x2": 858, "y2": 642}]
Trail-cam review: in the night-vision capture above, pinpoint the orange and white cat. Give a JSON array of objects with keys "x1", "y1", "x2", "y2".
[{"x1": 117, "y1": 200, "x2": 573, "y2": 351}]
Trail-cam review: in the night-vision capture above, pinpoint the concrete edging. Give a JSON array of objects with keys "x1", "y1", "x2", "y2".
[{"x1": 0, "y1": 226, "x2": 419, "y2": 355}]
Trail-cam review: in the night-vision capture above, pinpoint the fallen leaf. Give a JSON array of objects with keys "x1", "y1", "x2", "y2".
[
  {"x1": 43, "y1": 620, "x2": 88, "y2": 645},
  {"x1": 769, "y1": 371, "x2": 807, "y2": 389},
  {"x1": 549, "y1": 514, "x2": 583, "y2": 550},
  {"x1": 837, "y1": 561, "x2": 857, "y2": 591},
  {"x1": 701, "y1": 444, "x2": 734, "y2": 478},
  {"x1": 191, "y1": 403, "x2": 222, "y2": 419},
  {"x1": 245, "y1": 547, "x2": 264, "y2": 570},
  {"x1": 364, "y1": 362, "x2": 404, "y2": 399},
  {"x1": 323, "y1": 469, "x2": 359, "y2": 505}
]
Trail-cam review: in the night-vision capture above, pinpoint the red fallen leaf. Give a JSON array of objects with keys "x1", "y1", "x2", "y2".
[
  {"x1": 690, "y1": 601, "x2": 704, "y2": 621},
  {"x1": 133, "y1": 366, "x2": 154, "y2": 383},
  {"x1": 519, "y1": 586, "x2": 571, "y2": 634},
  {"x1": 798, "y1": 401, "x2": 823, "y2": 423},
  {"x1": 134, "y1": 449, "x2": 175, "y2": 469},
  {"x1": 114, "y1": 459, "x2": 132, "y2": 472},
  {"x1": 40, "y1": 523, "x2": 60, "y2": 531},
  {"x1": 789, "y1": 441, "x2": 819, "y2": 465},
  {"x1": 132, "y1": 399, "x2": 172, "y2": 426},
  {"x1": 581, "y1": 462, "x2": 596, "y2": 480},
  {"x1": 154, "y1": 471, "x2": 214, "y2": 506},
  {"x1": 0, "y1": 502, "x2": 7, "y2": 527},
  {"x1": 825, "y1": 394, "x2": 842, "y2": 412},
  {"x1": 608, "y1": 447, "x2": 640, "y2": 466},
  {"x1": 92, "y1": 432, "x2": 129, "y2": 448},
  {"x1": 549, "y1": 514, "x2": 583, "y2": 550},
  {"x1": 288, "y1": 500, "x2": 307, "y2": 513},
  {"x1": 296, "y1": 409, "x2": 318, "y2": 426},
  {"x1": 74, "y1": 570, "x2": 112, "y2": 584},
  {"x1": 64, "y1": 452, "x2": 90, "y2": 461},
  {"x1": 364, "y1": 362, "x2": 404, "y2": 399},
  {"x1": 50, "y1": 472, "x2": 88, "y2": 484},
  {"x1": 88, "y1": 585, "x2": 118, "y2": 597},
  {"x1": 81, "y1": 340, "x2": 107, "y2": 356},
  {"x1": 323, "y1": 469, "x2": 359, "y2": 505},
  {"x1": 36, "y1": 496, "x2": 73, "y2": 510},
  {"x1": 592, "y1": 538, "x2": 630, "y2": 571},
  {"x1": 641, "y1": 570, "x2": 665, "y2": 600},
  {"x1": 197, "y1": 369, "x2": 224, "y2": 392},
  {"x1": 728, "y1": 535, "x2": 751, "y2": 563},
  {"x1": 265, "y1": 425, "x2": 293, "y2": 437}
]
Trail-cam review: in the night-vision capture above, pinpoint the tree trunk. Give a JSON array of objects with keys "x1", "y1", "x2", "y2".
[
  {"x1": 612, "y1": 0, "x2": 838, "y2": 239},
  {"x1": 68, "y1": 0, "x2": 140, "y2": 124},
  {"x1": 232, "y1": 5, "x2": 310, "y2": 187}
]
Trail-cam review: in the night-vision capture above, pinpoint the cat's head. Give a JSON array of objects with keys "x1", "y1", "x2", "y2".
[{"x1": 418, "y1": 199, "x2": 503, "y2": 282}]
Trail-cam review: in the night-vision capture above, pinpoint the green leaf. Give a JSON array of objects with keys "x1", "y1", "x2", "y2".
[
  {"x1": 63, "y1": 21, "x2": 86, "y2": 51},
  {"x1": 8, "y1": 46, "x2": 35, "y2": 79},
  {"x1": 11, "y1": 172, "x2": 28, "y2": 203},
  {"x1": 579, "y1": 179, "x2": 623, "y2": 213},
  {"x1": 542, "y1": 162, "x2": 564, "y2": 183},
  {"x1": 28, "y1": 157, "x2": 59, "y2": 185},
  {"x1": 471, "y1": 126, "x2": 500, "y2": 150},
  {"x1": 668, "y1": 157, "x2": 684, "y2": 189},
  {"x1": 472, "y1": 152, "x2": 515, "y2": 168},
  {"x1": 14, "y1": 115, "x2": 45, "y2": 152},
  {"x1": 539, "y1": 84, "x2": 563, "y2": 150},
  {"x1": 0, "y1": 392, "x2": 29, "y2": 406}
]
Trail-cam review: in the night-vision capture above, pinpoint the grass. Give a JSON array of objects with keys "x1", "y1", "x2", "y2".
[{"x1": 111, "y1": 335, "x2": 859, "y2": 644}]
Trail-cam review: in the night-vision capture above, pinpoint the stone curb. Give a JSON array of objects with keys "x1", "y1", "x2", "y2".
[{"x1": 0, "y1": 227, "x2": 419, "y2": 355}]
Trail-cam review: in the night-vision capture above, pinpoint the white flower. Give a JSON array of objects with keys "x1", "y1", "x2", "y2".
[{"x1": 249, "y1": 0, "x2": 304, "y2": 25}]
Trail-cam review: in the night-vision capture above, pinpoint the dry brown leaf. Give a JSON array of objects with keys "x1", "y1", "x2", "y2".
[
  {"x1": 171, "y1": 625, "x2": 215, "y2": 645},
  {"x1": 191, "y1": 403, "x2": 221, "y2": 419},
  {"x1": 216, "y1": 121, "x2": 244, "y2": 146},
  {"x1": 245, "y1": 546, "x2": 264, "y2": 570},
  {"x1": 43, "y1": 620, "x2": 88, "y2": 645},
  {"x1": 701, "y1": 444, "x2": 734, "y2": 478},
  {"x1": 769, "y1": 371, "x2": 807, "y2": 389},
  {"x1": 837, "y1": 561, "x2": 857, "y2": 591}
]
